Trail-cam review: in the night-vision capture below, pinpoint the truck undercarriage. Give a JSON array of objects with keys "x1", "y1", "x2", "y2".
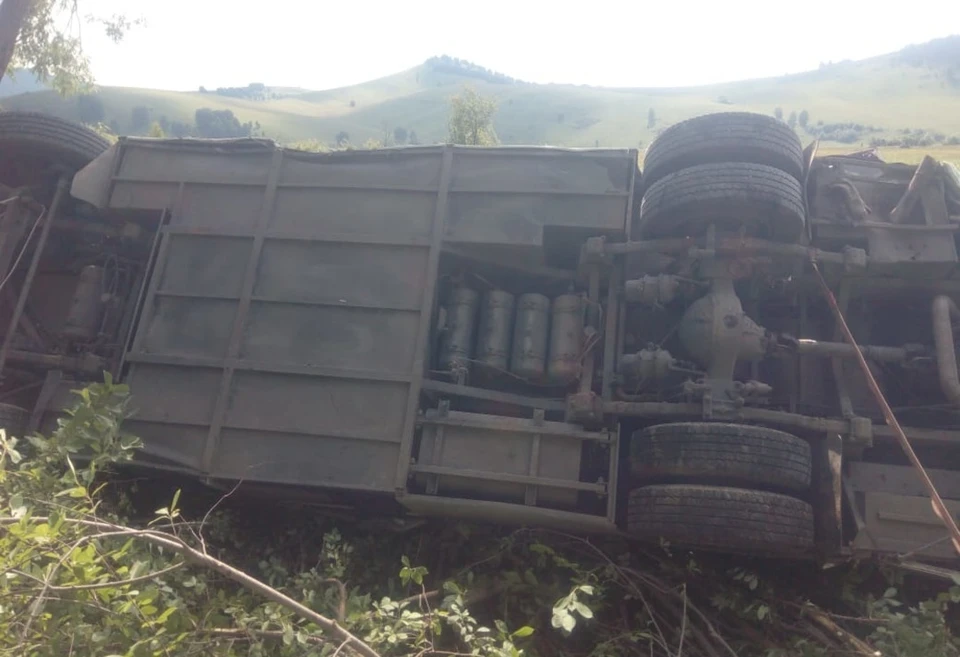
[{"x1": 2, "y1": 110, "x2": 960, "y2": 567}]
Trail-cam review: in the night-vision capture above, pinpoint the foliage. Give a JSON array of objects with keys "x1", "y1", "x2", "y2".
[
  {"x1": 130, "y1": 105, "x2": 150, "y2": 132},
  {"x1": 774, "y1": 106, "x2": 784, "y2": 121},
  {"x1": 798, "y1": 109, "x2": 810, "y2": 128},
  {"x1": 448, "y1": 86, "x2": 499, "y2": 146},
  {"x1": 289, "y1": 138, "x2": 330, "y2": 153},
  {"x1": 647, "y1": 107, "x2": 656, "y2": 129},
  {"x1": 147, "y1": 121, "x2": 165, "y2": 138},
  {"x1": 75, "y1": 92, "x2": 104, "y2": 124},
  {"x1": 1, "y1": 377, "x2": 958, "y2": 657},
  {"x1": 194, "y1": 108, "x2": 260, "y2": 138},
  {"x1": 8, "y1": 0, "x2": 142, "y2": 95},
  {"x1": 87, "y1": 121, "x2": 118, "y2": 144},
  {"x1": 426, "y1": 56, "x2": 521, "y2": 85}
]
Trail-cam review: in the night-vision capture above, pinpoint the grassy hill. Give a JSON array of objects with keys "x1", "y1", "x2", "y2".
[{"x1": 2, "y1": 38, "x2": 960, "y2": 163}]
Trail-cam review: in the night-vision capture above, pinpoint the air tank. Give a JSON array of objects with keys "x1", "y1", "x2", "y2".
[
  {"x1": 438, "y1": 286, "x2": 479, "y2": 371},
  {"x1": 475, "y1": 290, "x2": 515, "y2": 371},
  {"x1": 510, "y1": 293, "x2": 550, "y2": 379},
  {"x1": 548, "y1": 293, "x2": 584, "y2": 383},
  {"x1": 62, "y1": 265, "x2": 105, "y2": 341}
]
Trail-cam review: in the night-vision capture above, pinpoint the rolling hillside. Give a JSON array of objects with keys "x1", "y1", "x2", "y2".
[{"x1": 2, "y1": 37, "x2": 960, "y2": 163}]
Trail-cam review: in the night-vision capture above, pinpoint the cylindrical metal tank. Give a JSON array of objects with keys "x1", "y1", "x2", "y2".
[
  {"x1": 475, "y1": 290, "x2": 515, "y2": 371},
  {"x1": 548, "y1": 293, "x2": 584, "y2": 383},
  {"x1": 62, "y1": 265, "x2": 105, "y2": 340},
  {"x1": 510, "y1": 293, "x2": 550, "y2": 379},
  {"x1": 438, "y1": 286, "x2": 479, "y2": 371}
]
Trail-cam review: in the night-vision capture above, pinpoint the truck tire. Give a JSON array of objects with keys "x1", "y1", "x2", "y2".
[
  {"x1": 630, "y1": 422, "x2": 812, "y2": 492},
  {"x1": 0, "y1": 111, "x2": 111, "y2": 177},
  {"x1": 642, "y1": 112, "x2": 804, "y2": 187},
  {"x1": 638, "y1": 162, "x2": 805, "y2": 243},
  {"x1": 626, "y1": 484, "x2": 815, "y2": 554},
  {"x1": 0, "y1": 403, "x2": 29, "y2": 439}
]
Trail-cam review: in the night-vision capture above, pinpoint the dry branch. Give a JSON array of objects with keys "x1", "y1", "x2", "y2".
[{"x1": 0, "y1": 516, "x2": 381, "y2": 657}]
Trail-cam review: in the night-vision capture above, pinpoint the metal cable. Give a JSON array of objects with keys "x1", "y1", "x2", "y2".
[{"x1": 0, "y1": 206, "x2": 46, "y2": 295}]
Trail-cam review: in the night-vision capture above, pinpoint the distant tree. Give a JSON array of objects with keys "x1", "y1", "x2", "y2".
[
  {"x1": 199, "y1": 86, "x2": 208, "y2": 93},
  {"x1": 787, "y1": 111, "x2": 798, "y2": 128},
  {"x1": 447, "y1": 86, "x2": 498, "y2": 146},
  {"x1": 798, "y1": 110, "x2": 809, "y2": 128},
  {"x1": 335, "y1": 131, "x2": 350, "y2": 147},
  {"x1": 169, "y1": 121, "x2": 192, "y2": 138},
  {"x1": 647, "y1": 108, "x2": 656, "y2": 129},
  {"x1": 393, "y1": 126, "x2": 408, "y2": 144},
  {"x1": 717, "y1": 95, "x2": 732, "y2": 105},
  {"x1": 408, "y1": 130, "x2": 419, "y2": 145},
  {"x1": 130, "y1": 105, "x2": 150, "y2": 132},
  {"x1": 774, "y1": 107, "x2": 784, "y2": 121},
  {"x1": 108, "y1": 118, "x2": 120, "y2": 134},
  {"x1": 363, "y1": 137, "x2": 383, "y2": 150},
  {"x1": 194, "y1": 107, "x2": 250, "y2": 138},
  {"x1": 158, "y1": 115, "x2": 170, "y2": 133},
  {"x1": 349, "y1": 99, "x2": 356, "y2": 108},
  {"x1": 76, "y1": 93, "x2": 104, "y2": 124},
  {"x1": 147, "y1": 121, "x2": 165, "y2": 138}
]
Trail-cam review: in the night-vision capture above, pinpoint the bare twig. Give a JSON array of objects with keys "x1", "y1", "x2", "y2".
[
  {"x1": 200, "y1": 627, "x2": 327, "y2": 645},
  {"x1": 12, "y1": 561, "x2": 186, "y2": 592},
  {"x1": 676, "y1": 583, "x2": 687, "y2": 657},
  {"x1": 196, "y1": 477, "x2": 244, "y2": 554},
  {"x1": 321, "y1": 578, "x2": 348, "y2": 623}
]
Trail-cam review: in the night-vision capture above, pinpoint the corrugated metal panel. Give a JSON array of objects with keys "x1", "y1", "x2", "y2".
[{"x1": 82, "y1": 139, "x2": 635, "y2": 493}]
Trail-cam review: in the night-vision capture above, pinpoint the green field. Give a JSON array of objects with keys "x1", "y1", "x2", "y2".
[{"x1": 3, "y1": 42, "x2": 960, "y2": 165}]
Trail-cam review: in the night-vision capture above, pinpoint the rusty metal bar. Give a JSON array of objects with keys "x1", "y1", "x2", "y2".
[
  {"x1": 395, "y1": 146, "x2": 455, "y2": 491},
  {"x1": 579, "y1": 267, "x2": 601, "y2": 395},
  {"x1": 601, "y1": 266, "x2": 619, "y2": 401},
  {"x1": 6, "y1": 349, "x2": 107, "y2": 374},
  {"x1": 163, "y1": 225, "x2": 433, "y2": 247},
  {"x1": 421, "y1": 379, "x2": 566, "y2": 412},
  {"x1": 127, "y1": 183, "x2": 183, "y2": 358},
  {"x1": 811, "y1": 259, "x2": 960, "y2": 557},
  {"x1": 125, "y1": 352, "x2": 414, "y2": 383},
  {"x1": 116, "y1": 209, "x2": 167, "y2": 378},
  {"x1": 409, "y1": 463, "x2": 607, "y2": 494},
  {"x1": 795, "y1": 339, "x2": 910, "y2": 363},
  {"x1": 0, "y1": 176, "x2": 69, "y2": 377},
  {"x1": 399, "y1": 494, "x2": 617, "y2": 533},
  {"x1": 418, "y1": 410, "x2": 612, "y2": 442},
  {"x1": 604, "y1": 236, "x2": 847, "y2": 264}
]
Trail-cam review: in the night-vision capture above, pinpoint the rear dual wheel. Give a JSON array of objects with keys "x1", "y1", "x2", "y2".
[
  {"x1": 636, "y1": 112, "x2": 807, "y2": 243},
  {"x1": 626, "y1": 422, "x2": 815, "y2": 554},
  {"x1": 0, "y1": 111, "x2": 111, "y2": 187}
]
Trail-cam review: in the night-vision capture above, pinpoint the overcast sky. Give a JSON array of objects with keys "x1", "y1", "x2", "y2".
[{"x1": 79, "y1": 0, "x2": 959, "y2": 91}]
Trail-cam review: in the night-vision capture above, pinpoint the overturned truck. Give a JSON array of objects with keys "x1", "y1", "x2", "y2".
[{"x1": 3, "y1": 110, "x2": 960, "y2": 564}]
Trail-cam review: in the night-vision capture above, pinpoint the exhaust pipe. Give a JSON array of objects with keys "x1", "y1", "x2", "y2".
[{"x1": 932, "y1": 295, "x2": 960, "y2": 407}]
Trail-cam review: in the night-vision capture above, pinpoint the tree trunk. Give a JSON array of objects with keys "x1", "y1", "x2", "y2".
[{"x1": 0, "y1": 0, "x2": 34, "y2": 86}]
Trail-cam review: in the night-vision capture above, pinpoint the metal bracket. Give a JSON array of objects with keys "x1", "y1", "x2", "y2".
[
  {"x1": 425, "y1": 399, "x2": 450, "y2": 495},
  {"x1": 524, "y1": 408, "x2": 545, "y2": 506}
]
